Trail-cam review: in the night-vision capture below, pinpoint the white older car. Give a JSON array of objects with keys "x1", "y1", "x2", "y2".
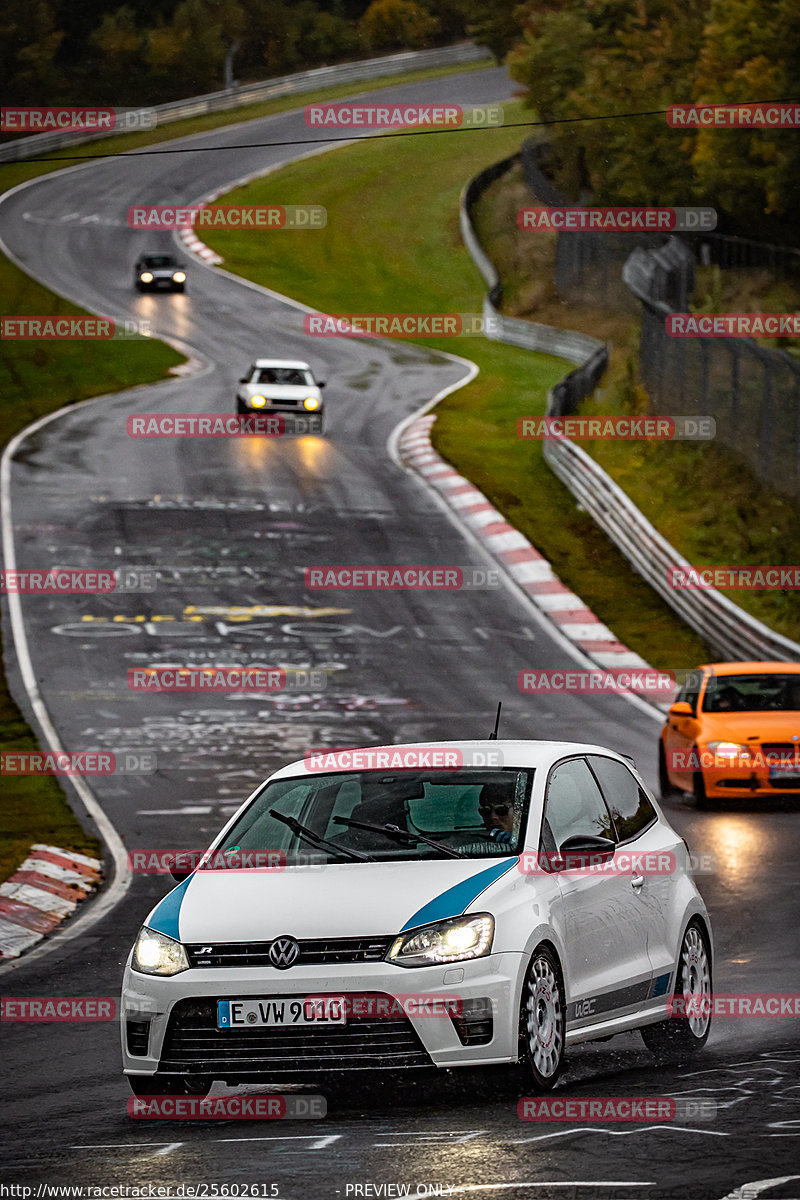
[
  {"x1": 235, "y1": 358, "x2": 325, "y2": 433},
  {"x1": 121, "y1": 739, "x2": 712, "y2": 1096}
]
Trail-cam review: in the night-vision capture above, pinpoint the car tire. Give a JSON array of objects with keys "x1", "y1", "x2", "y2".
[
  {"x1": 127, "y1": 1073, "x2": 211, "y2": 1097},
  {"x1": 640, "y1": 920, "x2": 712, "y2": 1063},
  {"x1": 658, "y1": 743, "x2": 678, "y2": 799},
  {"x1": 517, "y1": 945, "x2": 566, "y2": 1091}
]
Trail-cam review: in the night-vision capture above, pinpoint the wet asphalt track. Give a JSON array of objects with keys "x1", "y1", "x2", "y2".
[{"x1": 1, "y1": 66, "x2": 799, "y2": 1200}]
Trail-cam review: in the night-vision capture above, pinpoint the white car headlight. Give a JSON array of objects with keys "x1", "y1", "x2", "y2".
[
  {"x1": 132, "y1": 926, "x2": 189, "y2": 976},
  {"x1": 250, "y1": 394, "x2": 267, "y2": 408},
  {"x1": 139, "y1": 272, "x2": 153, "y2": 283},
  {"x1": 303, "y1": 396, "x2": 320, "y2": 411},
  {"x1": 172, "y1": 271, "x2": 186, "y2": 283},
  {"x1": 386, "y1": 914, "x2": 494, "y2": 968}
]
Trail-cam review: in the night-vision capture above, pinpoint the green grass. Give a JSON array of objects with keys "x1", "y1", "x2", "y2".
[
  {"x1": 203, "y1": 103, "x2": 713, "y2": 667},
  {"x1": 0, "y1": 59, "x2": 492, "y2": 885}
]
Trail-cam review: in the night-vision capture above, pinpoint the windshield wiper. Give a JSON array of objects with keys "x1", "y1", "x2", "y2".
[
  {"x1": 269, "y1": 809, "x2": 375, "y2": 862},
  {"x1": 332, "y1": 815, "x2": 465, "y2": 858}
]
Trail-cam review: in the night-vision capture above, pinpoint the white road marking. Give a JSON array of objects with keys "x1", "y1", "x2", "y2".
[
  {"x1": 510, "y1": 1125, "x2": 729, "y2": 1143},
  {"x1": 217, "y1": 1135, "x2": 342, "y2": 1149}
]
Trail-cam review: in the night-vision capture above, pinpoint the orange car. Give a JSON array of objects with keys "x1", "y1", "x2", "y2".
[{"x1": 659, "y1": 661, "x2": 800, "y2": 806}]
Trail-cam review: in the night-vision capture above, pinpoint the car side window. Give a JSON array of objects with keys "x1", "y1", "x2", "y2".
[
  {"x1": 587, "y1": 756, "x2": 657, "y2": 841},
  {"x1": 541, "y1": 757, "x2": 616, "y2": 849},
  {"x1": 676, "y1": 679, "x2": 700, "y2": 713}
]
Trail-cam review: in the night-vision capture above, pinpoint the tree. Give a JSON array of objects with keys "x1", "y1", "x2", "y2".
[
  {"x1": 689, "y1": 0, "x2": 800, "y2": 234},
  {"x1": 1, "y1": 0, "x2": 65, "y2": 102},
  {"x1": 359, "y1": 0, "x2": 439, "y2": 51},
  {"x1": 146, "y1": 0, "x2": 244, "y2": 97},
  {"x1": 508, "y1": 0, "x2": 706, "y2": 205},
  {"x1": 87, "y1": 7, "x2": 144, "y2": 101},
  {"x1": 461, "y1": 0, "x2": 526, "y2": 63}
]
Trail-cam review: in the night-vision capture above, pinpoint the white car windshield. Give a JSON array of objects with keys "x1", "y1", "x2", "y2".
[
  {"x1": 211, "y1": 769, "x2": 533, "y2": 864},
  {"x1": 253, "y1": 368, "x2": 312, "y2": 386}
]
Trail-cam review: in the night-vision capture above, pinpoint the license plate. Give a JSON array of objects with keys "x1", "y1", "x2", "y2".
[
  {"x1": 217, "y1": 997, "x2": 347, "y2": 1029},
  {"x1": 769, "y1": 762, "x2": 800, "y2": 780}
]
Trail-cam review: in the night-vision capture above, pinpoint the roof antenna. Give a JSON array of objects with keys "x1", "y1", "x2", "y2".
[{"x1": 488, "y1": 701, "x2": 502, "y2": 741}]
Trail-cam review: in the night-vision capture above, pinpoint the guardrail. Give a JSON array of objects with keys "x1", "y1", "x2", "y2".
[
  {"x1": 460, "y1": 159, "x2": 607, "y2": 387},
  {"x1": 0, "y1": 42, "x2": 492, "y2": 164},
  {"x1": 460, "y1": 155, "x2": 800, "y2": 662}
]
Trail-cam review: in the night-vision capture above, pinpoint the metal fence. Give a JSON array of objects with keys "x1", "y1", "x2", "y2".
[
  {"x1": 520, "y1": 137, "x2": 800, "y2": 499},
  {"x1": 0, "y1": 42, "x2": 492, "y2": 163}
]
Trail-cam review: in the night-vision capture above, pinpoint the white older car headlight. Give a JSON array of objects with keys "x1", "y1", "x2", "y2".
[
  {"x1": 132, "y1": 927, "x2": 189, "y2": 976},
  {"x1": 386, "y1": 914, "x2": 494, "y2": 968}
]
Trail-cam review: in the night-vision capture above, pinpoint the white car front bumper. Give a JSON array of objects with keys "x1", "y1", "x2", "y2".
[{"x1": 121, "y1": 951, "x2": 526, "y2": 1079}]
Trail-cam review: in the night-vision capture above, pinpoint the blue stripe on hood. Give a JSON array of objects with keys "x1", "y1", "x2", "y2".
[
  {"x1": 147, "y1": 874, "x2": 193, "y2": 941},
  {"x1": 401, "y1": 858, "x2": 518, "y2": 931}
]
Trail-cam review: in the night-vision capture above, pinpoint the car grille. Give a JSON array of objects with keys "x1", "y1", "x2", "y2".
[
  {"x1": 759, "y1": 743, "x2": 800, "y2": 762},
  {"x1": 158, "y1": 996, "x2": 432, "y2": 1076},
  {"x1": 186, "y1": 936, "x2": 393, "y2": 969}
]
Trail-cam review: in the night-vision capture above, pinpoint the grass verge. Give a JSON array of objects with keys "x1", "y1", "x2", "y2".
[
  {"x1": 202, "y1": 102, "x2": 713, "y2": 667},
  {"x1": 0, "y1": 59, "x2": 491, "y2": 885}
]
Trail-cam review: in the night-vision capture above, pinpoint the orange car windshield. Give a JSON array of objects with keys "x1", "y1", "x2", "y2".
[{"x1": 702, "y1": 674, "x2": 800, "y2": 713}]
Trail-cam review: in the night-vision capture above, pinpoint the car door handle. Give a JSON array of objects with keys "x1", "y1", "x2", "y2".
[{"x1": 631, "y1": 875, "x2": 644, "y2": 890}]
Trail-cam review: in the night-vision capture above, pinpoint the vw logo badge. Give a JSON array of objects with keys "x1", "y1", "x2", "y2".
[{"x1": 269, "y1": 936, "x2": 300, "y2": 969}]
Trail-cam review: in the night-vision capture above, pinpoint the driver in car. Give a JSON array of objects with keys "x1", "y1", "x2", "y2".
[{"x1": 478, "y1": 783, "x2": 517, "y2": 845}]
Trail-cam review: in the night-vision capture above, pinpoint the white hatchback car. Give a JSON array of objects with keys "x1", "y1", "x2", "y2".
[
  {"x1": 235, "y1": 359, "x2": 324, "y2": 433},
  {"x1": 121, "y1": 740, "x2": 713, "y2": 1096}
]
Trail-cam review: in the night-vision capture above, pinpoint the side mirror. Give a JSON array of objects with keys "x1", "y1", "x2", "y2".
[
  {"x1": 668, "y1": 701, "x2": 693, "y2": 717},
  {"x1": 557, "y1": 834, "x2": 616, "y2": 870},
  {"x1": 168, "y1": 852, "x2": 195, "y2": 883},
  {"x1": 238, "y1": 377, "x2": 247, "y2": 384},
  {"x1": 317, "y1": 380, "x2": 326, "y2": 388}
]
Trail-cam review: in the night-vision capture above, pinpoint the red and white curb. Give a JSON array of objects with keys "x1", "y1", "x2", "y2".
[
  {"x1": 399, "y1": 413, "x2": 658, "y2": 681},
  {"x1": 178, "y1": 227, "x2": 223, "y2": 265},
  {"x1": 0, "y1": 844, "x2": 103, "y2": 959}
]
